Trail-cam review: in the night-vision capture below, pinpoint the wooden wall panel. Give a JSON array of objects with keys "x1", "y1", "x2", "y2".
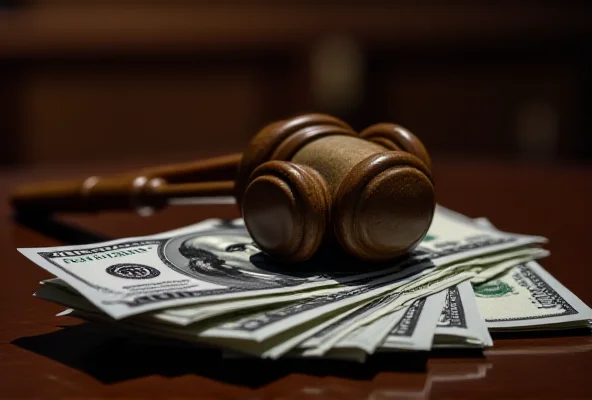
[
  {"x1": 19, "y1": 61, "x2": 293, "y2": 164},
  {"x1": 0, "y1": 3, "x2": 590, "y2": 165},
  {"x1": 379, "y1": 63, "x2": 578, "y2": 160}
]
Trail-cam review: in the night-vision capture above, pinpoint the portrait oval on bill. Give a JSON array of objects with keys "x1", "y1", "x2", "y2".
[{"x1": 161, "y1": 222, "x2": 326, "y2": 290}]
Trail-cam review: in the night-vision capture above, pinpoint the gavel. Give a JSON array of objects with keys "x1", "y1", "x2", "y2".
[{"x1": 11, "y1": 113, "x2": 435, "y2": 264}]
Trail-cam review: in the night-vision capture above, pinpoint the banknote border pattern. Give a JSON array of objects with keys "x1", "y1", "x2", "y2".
[
  {"x1": 438, "y1": 286, "x2": 468, "y2": 329},
  {"x1": 388, "y1": 298, "x2": 426, "y2": 337}
]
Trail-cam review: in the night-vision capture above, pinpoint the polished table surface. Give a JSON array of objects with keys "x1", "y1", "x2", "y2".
[{"x1": 1, "y1": 159, "x2": 591, "y2": 399}]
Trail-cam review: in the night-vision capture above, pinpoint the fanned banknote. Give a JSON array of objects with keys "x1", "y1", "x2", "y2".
[
  {"x1": 471, "y1": 218, "x2": 592, "y2": 332},
  {"x1": 474, "y1": 262, "x2": 592, "y2": 332}
]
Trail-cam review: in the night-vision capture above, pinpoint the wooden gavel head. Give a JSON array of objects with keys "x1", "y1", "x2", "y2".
[
  {"x1": 235, "y1": 114, "x2": 435, "y2": 263},
  {"x1": 10, "y1": 113, "x2": 435, "y2": 264}
]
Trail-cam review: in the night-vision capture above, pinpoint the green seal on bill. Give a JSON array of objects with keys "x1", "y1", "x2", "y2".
[{"x1": 474, "y1": 280, "x2": 514, "y2": 297}]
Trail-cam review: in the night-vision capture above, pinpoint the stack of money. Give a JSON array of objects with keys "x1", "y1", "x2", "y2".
[{"x1": 20, "y1": 206, "x2": 592, "y2": 362}]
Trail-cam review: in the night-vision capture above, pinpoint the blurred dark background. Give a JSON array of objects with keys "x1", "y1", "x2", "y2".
[{"x1": 0, "y1": 1, "x2": 590, "y2": 167}]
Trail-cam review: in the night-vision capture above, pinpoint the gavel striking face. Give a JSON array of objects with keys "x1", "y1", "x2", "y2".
[{"x1": 10, "y1": 113, "x2": 435, "y2": 264}]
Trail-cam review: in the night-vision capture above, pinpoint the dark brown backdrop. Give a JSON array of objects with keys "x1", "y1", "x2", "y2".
[{"x1": 1, "y1": 1, "x2": 591, "y2": 166}]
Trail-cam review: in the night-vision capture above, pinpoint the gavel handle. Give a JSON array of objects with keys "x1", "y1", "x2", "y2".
[
  {"x1": 135, "y1": 153, "x2": 242, "y2": 183},
  {"x1": 11, "y1": 175, "x2": 236, "y2": 214},
  {"x1": 10, "y1": 153, "x2": 242, "y2": 214}
]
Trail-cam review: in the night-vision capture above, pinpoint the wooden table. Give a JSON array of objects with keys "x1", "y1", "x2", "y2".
[{"x1": 1, "y1": 159, "x2": 591, "y2": 399}]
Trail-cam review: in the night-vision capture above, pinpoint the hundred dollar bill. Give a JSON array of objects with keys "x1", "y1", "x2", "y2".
[
  {"x1": 433, "y1": 281, "x2": 493, "y2": 348},
  {"x1": 474, "y1": 261, "x2": 592, "y2": 331},
  {"x1": 20, "y1": 219, "x2": 415, "y2": 319},
  {"x1": 471, "y1": 217, "x2": 592, "y2": 331},
  {"x1": 19, "y1": 206, "x2": 546, "y2": 319}
]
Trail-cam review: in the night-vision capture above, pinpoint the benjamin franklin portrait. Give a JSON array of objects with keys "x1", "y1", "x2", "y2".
[{"x1": 162, "y1": 222, "x2": 328, "y2": 290}]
